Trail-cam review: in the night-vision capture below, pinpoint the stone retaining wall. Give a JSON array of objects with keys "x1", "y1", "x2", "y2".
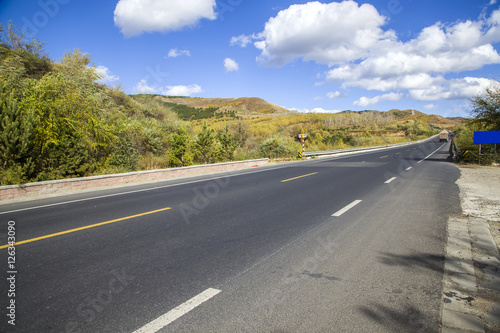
[{"x1": 0, "y1": 159, "x2": 269, "y2": 201}]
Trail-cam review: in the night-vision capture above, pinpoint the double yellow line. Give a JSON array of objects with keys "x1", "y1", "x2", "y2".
[{"x1": 0, "y1": 207, "x2": 171, "y2": 249}]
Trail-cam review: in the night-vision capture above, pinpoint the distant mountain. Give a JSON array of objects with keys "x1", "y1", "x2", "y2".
[
  {"x1": 337, "y1": 108, "x2": 460, "y2": 128},
  {"x1": 446, "y1": 117, "x2": 467, "y2": 122},
  {"x1": 155, "y1": 96, "x2": 291, "y2": 116},
  {"x1": 135, "y1": 94, "x2": 463, "y2": 129}
]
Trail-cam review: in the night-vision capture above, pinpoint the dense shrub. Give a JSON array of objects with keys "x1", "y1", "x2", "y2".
[{"x1": 260, "y1": 135, "x2": 298, "y2": 158}]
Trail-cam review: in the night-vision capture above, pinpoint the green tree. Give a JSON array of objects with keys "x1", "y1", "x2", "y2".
[
  {"x1": 20, "y1": 71, "x2": 115, "y2": 179},
  {"x1": 0, "y1": 21, "x2": 51, "y2": 79},
  {"x1": 0, "y1": 82, "x2": 35, "y2": 184},
  {"x1": 232, "y1": 120, "x2": 249, "y2": 147},
  {"x1": 193, "y1": 122, "x2": 217, "y2": 163},
  {"x1": 169, "y1": 126, "x2": 192, "y2": 167},
  {"x1": 58, "y1": 49, "x2": 101, "y2": 90},
  {"x1": 217, "y1": 125, "x2": 238, "y2": 161},
  {"x1": 0, "y1": 55, "x2": 27, "y2": 94},
  {"x1": 454, "y1": 84, "x2": 500, "y2": 164},
  {"x1": 105, "y1": 132, "x2": 138, "y2": 172},
  {"x1": 470, "y1": 84, "x2": 500, "y2": 130}
]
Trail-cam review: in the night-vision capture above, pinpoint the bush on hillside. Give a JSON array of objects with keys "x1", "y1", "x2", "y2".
[{"x1": 259, "y1": 135, "x2": 298, "y2": 158}]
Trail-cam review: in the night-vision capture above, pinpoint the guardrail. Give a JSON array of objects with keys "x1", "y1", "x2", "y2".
[
  {"x1": 304, "y1": 135, "x2": 438, "y2": 158},
  {"x1": 304, "y1": 145, "x2": 392, "y2": 157}
]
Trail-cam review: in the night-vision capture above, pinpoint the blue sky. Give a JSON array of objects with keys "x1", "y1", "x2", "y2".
[{"x1": 1, "y1": 0, "x2": 500, "y2": 117}]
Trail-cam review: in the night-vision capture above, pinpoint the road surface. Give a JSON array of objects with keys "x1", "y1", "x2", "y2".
[{"x1": 0, "y1": 137, "x2": 460, "y2": 332}]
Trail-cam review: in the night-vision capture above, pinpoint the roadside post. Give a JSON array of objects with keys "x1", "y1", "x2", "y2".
[
  {"x1": 298, "y1": 134, "x2": 308, "y2": 157},
  {"x1": 473, "y1": 131, "x2": 500, "y2": 164}
]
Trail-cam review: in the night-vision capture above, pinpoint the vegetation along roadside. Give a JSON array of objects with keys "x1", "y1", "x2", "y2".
[{"x1": 0, "y1": 22, "x2": 475, "y2": 186}]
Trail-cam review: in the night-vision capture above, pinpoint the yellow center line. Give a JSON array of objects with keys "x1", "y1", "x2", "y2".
[
  {"x1": 0, "y1": 207, "x2": 172, "y2": 249},
  {"x1": 281, "y1": 172, "x2": 318, "y2": 183},
  {"x1": 379, "y1": 155, "x2": 389, "y2": 159}
]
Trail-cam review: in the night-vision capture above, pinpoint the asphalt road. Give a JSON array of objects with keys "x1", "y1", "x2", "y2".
[{"x1": 0, "y1": 137, "x2": 461, "y2": 332}]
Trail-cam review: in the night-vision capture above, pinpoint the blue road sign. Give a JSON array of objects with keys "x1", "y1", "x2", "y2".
[{"x1": 473, "y1": 131, "x2": 500, "y2": 144}]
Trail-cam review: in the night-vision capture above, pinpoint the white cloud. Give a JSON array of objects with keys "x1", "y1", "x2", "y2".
[
  {"x1": 230, "y1": 34, "x2": 255, "y2": 47},
  {"x1": 327, "y1": 91, "x2": 346, "y2": 99},
  {"x1": 162, "y1": 84, "x2": 203, "y2": 96},
  {"x1": 424, "y1": 104, "x2": 438, "y2": 110},
  {"x1": 252, "y1": 1, "x2": 395, "y2": 66},
  {"x1": 168, "y1": 48, "x2": 191, "y2": 58},
  {"x1": 408, "y1": 77, "x2": 496, "y2": 101},
  {"x1": 224, "y1": 58, "x2": 239, "y2": 72},
  {"x1": 114, "y1": 0, "x2": 217, "y2": 37},
  {"x1": 135, "y1": 80, "x2": 204, "y2": 96},
  {"x1": 135, "y1": 79, "x2": 157, "y2": 93},
  {"x1": 243, "y1": 2, "x2": 500, "y2": 104},
  {"x1": 353, "y1": 92, "x2": 403, "y2": 107},
  {"x1": 295, "y1": 107, "x2": 342, "y2": 113},
  {"x1": 94, "y1": 65, "x2": 119, "y2": 84},
  {"x1": 321, "y1": 9, "x2": 500, "y2": 102}
]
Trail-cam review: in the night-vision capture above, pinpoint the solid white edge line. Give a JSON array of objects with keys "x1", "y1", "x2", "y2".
[
  {"x1": 385, "y1": 177, "x2": 397, "y2": 184},
  {"x1": 406, "y1": 167, "x2": 412, "y2": 171},
  {"x1": 332, "y1": 200, "x2": 362, "y2": 217},
  {"x1": 133, "y1": 288, "x2": 221, "y2": 333},
  {"x1": 418, "y1": 142, "x2": 447, "y2": 164}
]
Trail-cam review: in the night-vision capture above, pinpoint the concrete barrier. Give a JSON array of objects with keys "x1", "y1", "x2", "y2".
[{"x1": 0, "y1": 159, "x2": 269, "y2": 201}]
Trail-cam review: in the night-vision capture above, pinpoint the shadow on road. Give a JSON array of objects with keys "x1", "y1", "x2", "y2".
[
  {"x1": 358, "y1": 303, "x2": 430, "y2": 332},
  {"x1": 377, "y1": 252, "x2": 445, "y2": 273}
]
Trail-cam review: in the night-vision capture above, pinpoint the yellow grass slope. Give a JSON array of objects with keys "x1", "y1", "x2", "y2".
[{"x1": 155, "y1": 96, "x2": 292, "y2": 116}]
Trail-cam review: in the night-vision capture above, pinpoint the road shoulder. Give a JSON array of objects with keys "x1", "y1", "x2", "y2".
[{"x1": 442, "y1": 165, "x2": 500, "y2": 333}]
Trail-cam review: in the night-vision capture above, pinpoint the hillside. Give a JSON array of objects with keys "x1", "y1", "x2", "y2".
[
  {"x1": 154, "y1": 95, "x2": 292, "y2": 116},
  {"x1": 387, "y1": 109, "x2": 460, "y2": 129},
  {"x1": 341, "y1": 109, "x2": 458, "y2": 128},
  {"x1": 128, "y1": 95, "x2": 463, "y2": 164},
  {"x1": 143, "y1": 94, "x2": 460, "y2": 130},
  {"x1": 446, "y1": 116, "x2": 467, "y2": 123}
]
